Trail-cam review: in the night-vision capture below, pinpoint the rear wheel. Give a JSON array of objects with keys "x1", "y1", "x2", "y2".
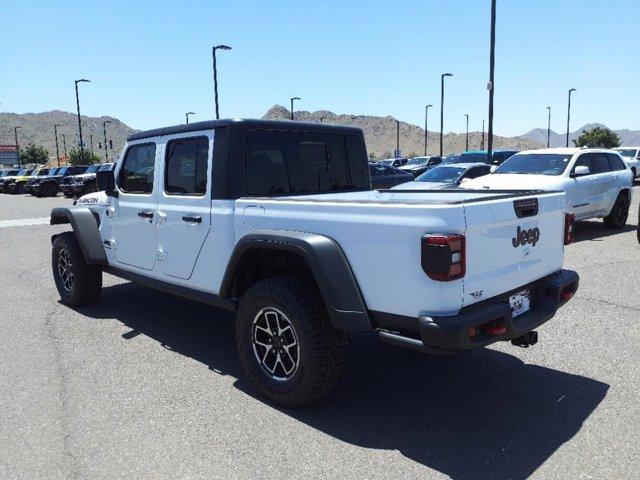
[
  {"x1": 236, "y1": 275, "x2": 347, "y2": 407},
  {"x1": 604, "y1": 192, "x2": 630, "y2": 229},
  {"x1": 52, "y1": 232, "x2": 102, "y2": 306},
  {"x1": 43, "y1": 182, "x2": 58, "y2": 197}
]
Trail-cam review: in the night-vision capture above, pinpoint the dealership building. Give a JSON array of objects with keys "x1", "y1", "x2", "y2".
[{"x1": 0, "y1": 145, "x2": 19, "y2": 166}]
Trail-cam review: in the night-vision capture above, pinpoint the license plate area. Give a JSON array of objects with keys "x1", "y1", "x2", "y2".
[{"x1": 509, "y1": 289, "x2": 531, "y2": 318}]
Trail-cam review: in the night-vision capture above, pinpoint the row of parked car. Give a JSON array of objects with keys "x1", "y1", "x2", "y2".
[
  {"x1": 372, "y1": 146, "x2": 638, "y2": 230},
  {"x1": 0, "y1": 163, "x2": 115, "y2": 198},
  {"x1": 371, "y1": 146, "x2": 640, "y2": 190}
]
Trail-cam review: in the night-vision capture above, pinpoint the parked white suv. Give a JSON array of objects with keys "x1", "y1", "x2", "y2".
[
  {"x1": 49, "y1": 120, "x2": 579, "y2": 406},
  {"x1": 462, "y1": 148, "x2": 633, "y2": 228},
  {"x1": 614, "y1": 147, "x2": 640, "y2": 179}
]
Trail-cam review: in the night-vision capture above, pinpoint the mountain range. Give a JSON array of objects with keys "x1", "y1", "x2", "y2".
[
  {"x1": 0, "y1": 111, "x2": 135, "y2": 163},
  {"x1": 2, "y1": 109, "x2": 638, "y2": 165},
  {"x1": 519, "y1": 123, "x2": 640, "y2": 148}
]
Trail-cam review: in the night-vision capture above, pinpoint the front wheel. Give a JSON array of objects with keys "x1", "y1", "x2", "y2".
[
  {"x1": 52, "y1": 232, "x2": 102, "y2": 306},
  {"x1": 236, "y1": 275, "x2": 347, "y2": 407},
  {"x1": 604, "y1": 192, "x2": 630, "y2": 229}
]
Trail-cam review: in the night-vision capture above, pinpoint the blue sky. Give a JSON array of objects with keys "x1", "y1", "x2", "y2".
[{"x1": 1, "y1": 0, "x2": 639, "y2": 136}]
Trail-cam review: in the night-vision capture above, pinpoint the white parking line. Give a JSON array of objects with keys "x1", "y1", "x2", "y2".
[{"x1": 0, "y1": 217, "x2": 50, "y2": 228}]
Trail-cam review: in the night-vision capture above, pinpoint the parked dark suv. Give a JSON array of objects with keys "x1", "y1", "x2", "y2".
[{"x1": 29, "y1": 166, "x2": 89, "y2": 197}]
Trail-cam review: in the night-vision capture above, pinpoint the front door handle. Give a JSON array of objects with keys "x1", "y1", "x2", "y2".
[
  {"x1": 137, "y1": 211, "x2": 154, "y2": 219},
  {"x1": 182, "y1": 215, "x2": 202, "y2": 224}
]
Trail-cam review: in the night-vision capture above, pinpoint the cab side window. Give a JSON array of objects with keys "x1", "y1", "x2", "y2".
[
  {"x1": 589, "y1": 153, "x2": 611, "y2": 174},
  {"x1": 119, "y1": 143, "x2": 156, "y2": 194},
  {"x1": 573, "y1": 154, "x2": 592, "y2": 174},
  {"x1": 606, "y1": 153, "x2": 626, "y2": 171},
  {"x1": 164, "y1": 136, "x2": 209, "y2": 195},
  {"x1": 464, "y1": 165, "x2": 491, "y2": 179}
]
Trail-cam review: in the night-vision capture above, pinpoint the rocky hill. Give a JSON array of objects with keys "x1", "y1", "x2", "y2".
[
  {"x1": 0, "y1": 111, "x2": 135, "y2": 163},
  {"x1": 519, "y1": 123, "x2": 640, "y2": 148},
  {"x1": 263, "y1": 105, "x2": 539, "y2": 158}
]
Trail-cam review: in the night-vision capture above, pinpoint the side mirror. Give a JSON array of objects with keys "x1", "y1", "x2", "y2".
[
  {"x1": 571, "y1": 165, "x2": 590, "y2": 177},
  {"x1": 490, "y1": 165, "x2": 498, "y2": 173},
  {"x1": 96, "y1": 169, "x2": 117, "y2": 197}
]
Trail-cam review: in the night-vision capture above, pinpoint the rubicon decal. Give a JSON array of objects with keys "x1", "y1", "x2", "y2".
[{"x1": 512, "y1": 226, "x2": 540, "y2": 248}]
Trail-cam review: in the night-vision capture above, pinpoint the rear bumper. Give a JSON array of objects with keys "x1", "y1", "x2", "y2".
[{"x1": 378, "y1": 269, "x2": 579, "y2": 354}]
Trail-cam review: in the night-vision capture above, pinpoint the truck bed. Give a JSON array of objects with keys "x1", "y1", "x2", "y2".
[{"x1": 235, "y1": 188, "x2": 567, "y2": 319}]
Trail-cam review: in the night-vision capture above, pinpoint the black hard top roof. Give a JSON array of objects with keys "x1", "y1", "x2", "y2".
[{"x1": 127, "y1": 118, "x2": 363, "y2": 142}]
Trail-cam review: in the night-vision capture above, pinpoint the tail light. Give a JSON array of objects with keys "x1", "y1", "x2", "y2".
[
  {"x1": 421, "y1": 234, "x2": 466, "y2": 281},
  {"x1": 564, "y1": 213, "x2": 575, "y2": 245}
]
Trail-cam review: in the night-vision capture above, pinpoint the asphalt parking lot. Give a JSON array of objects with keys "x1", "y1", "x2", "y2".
[{"x1": 1, "y1": 190, "x2": 639, "y2": 480}]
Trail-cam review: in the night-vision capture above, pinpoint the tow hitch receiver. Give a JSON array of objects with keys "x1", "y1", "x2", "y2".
[{"x1": 511, "y1": 331, "x2": 538, "y2": 348}]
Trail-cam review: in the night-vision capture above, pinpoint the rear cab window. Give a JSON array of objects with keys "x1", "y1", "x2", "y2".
[
  {"x1": 118, "y1": 143, "x2": 156, "y2": 194},
  {"x1": 246, "y1": 130, "x2": 369, "y2": 196}
]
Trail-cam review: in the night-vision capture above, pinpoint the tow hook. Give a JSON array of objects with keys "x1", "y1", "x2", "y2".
[{"x1": 511, "y1": 331, "x2": 538, "y2": 348}]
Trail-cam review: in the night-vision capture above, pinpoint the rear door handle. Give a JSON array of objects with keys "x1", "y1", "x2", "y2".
[
  {"x1": 137, "y1": 211, "x2": 154, "y2": 219},
  {"x1": 182, "y1": 215, "x2": 202, "y2": 224}
]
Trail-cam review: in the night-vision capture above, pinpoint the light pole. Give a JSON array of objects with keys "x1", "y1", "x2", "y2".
[
  {"x1": 62, "y1": 134, "x2": 67, "y2": 161},
  {"x1": 186, "y1": 112, "x2": 195, "y2": 123},
  {"x1": 103, "y1": 120, "x2": 112, "y2": 162},
  {"x1": 487, "y1": 0, "x2": 496, "y2": 163},
  {"x1": 424, "y1": 104, "x2": 433, "y2": 156},
  {"x1": 75, "y1": 78, "x2": 90, "y2": 160},
  {"x1": 546, "y1": 106, "x2": 551, "y2": 148},
  {"x1": 54, "y1": 124, "x2": 61, "y2": 167},
  {"x1": 481, "y1": 119, "x2": 485, "y2": 149},
  {"x1": 464, "y1": 114, "x2": 470, "y2": 151},
  {"x1": 396, "y1": 120, "x2": 400, "y2": 157},
  {"x1": 212, "y1": 44, "x2": 231, "y2": 119},
  {"x1": 290, "y1": 97, "x2": 301, "y2": 120},
  {"x1": 90, "y1": 134, "x2": 94, "y2": 155},
  {"x1": 440, "y1": 73, "x2": 453, "y2": 157},
  {"x1": 14, "y1": 126, "x2": 21, "y2": 167},
  {"x1": 566, "y1": 89, "x2": 576, "y2": 147}
]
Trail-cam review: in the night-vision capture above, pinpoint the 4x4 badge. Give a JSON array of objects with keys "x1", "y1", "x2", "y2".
[{"x1": 512, "y1": 226, "x2": 540, "y2": 248}]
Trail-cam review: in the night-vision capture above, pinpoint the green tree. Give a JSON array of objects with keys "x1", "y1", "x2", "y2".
[
  {"x1": 68, "y1": 147, "x2": 101, "y2": 165},
  {"x1": 573, "y1": 127, "x2": 621, "y2": 149},
  {"x1": 19, "y1": 144, "x2": 49, "y2": 165}
]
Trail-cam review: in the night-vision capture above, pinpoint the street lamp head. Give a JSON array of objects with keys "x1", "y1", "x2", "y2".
[
  {"x1": 214, "y1": 45, "x2": 232, "y2": 51},
  {"x1": 291, "y1": 96, "x2": 301, "y2": 101},
  {"x1": 76, "y1": 78, "x2": 90, "y2": 83},
  {"x1": 442, "y1": 73, "x2": 453, "y2": 78},
  {"x1": 186, "y1": 111, "x2": 195, "y2": 115},
  {"x1": 569, "y1": 88, "x2": 577, "y2": 93},
  {"x1": 427, "y1": 104, "x2": 433, "y2": 108}
]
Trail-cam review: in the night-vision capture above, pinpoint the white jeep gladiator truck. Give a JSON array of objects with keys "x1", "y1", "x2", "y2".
[{"x1": 50, "y1": 119, "x2": 579, "y2": 406}]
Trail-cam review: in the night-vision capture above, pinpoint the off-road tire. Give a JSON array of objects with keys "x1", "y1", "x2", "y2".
[
  {"x1": 52, "y1": 232, "x2": 102, "y2": 306},
  {"x1": 604, "y1": 192, "x2": 630, "y2": 229},
  {"x1": 236, "y1": 275, "x2": 347, "y2": 407},
  {"x1": 43, "y1": 182, "x2": 58, "y2": 197}
]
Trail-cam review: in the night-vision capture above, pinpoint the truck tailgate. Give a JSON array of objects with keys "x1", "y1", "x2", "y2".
[{"x1": 462, "y1": 191, "x2": 566, "y2": 307}]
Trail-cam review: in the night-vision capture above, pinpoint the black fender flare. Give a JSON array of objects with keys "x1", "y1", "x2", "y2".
[
  {"x1": 50, "y1": 207, "x2": 107, "y2": 265},
  {"x1": 219, "y1": 230, "x2": 372, "y2": 331}
]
